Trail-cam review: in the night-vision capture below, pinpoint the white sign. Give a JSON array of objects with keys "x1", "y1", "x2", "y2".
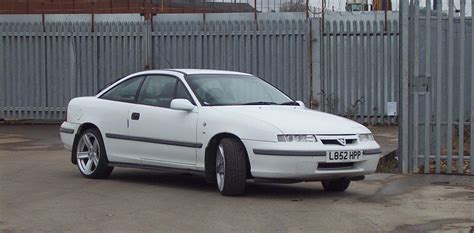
[{"x1": 386, "y1": 102, "x2": 397, "y2": 116}]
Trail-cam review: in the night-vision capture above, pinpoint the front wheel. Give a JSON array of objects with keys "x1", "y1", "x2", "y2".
[
  {"x1": 321, "y1": 179, "x2": 351, "y2": 192},
  {"x1": 75, "y1": 128, "x2": 113, "y2": 179},
  {"x1": 215, "y1": 138, "x2": 247, "y2": 196}
]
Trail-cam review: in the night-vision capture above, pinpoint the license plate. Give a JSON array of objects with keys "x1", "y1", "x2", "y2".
[{"x1": 326, "y1": 151, "x2": 363, "y2": 163}]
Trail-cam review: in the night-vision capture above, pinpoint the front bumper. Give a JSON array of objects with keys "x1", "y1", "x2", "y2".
[{"x1": 242, "y1": 139, "x2": 381, "y2": 181}]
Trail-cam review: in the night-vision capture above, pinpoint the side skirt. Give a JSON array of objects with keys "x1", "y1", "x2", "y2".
[{"x1": 108, "y1": 162, "x2": 205, "y2": 176}]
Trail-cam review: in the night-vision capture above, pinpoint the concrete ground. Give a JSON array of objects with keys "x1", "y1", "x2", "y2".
[
  {"x1": 368, "y1": 126, "x2": 399, "y2": 157},
  {"x1": 0, "y1": 125, "x2": 473, "y2": 233}
]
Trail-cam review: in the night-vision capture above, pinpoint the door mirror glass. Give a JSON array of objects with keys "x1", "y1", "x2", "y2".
[{"x1": 170, "y1": 99, "x2": 195, "y2": 111}]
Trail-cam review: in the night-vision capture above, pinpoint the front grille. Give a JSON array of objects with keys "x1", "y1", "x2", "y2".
[
  {"x1": 318, "y1": 162, "x2": 354, "y2": 170},
  {"x1": 320, "y1": 138, "x2": 357, "y2": 146}
]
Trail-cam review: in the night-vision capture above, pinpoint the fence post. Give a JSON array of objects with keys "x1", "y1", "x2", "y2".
[
  {"x1": 144, "y1": 20, "x2": 152, "y2": 70},
  {"x1": 311, "y1": 18, "x2": 322, "y2": 110},
  {"x1": 399, "y1": 0, "x2": 410, "y2": 174}
]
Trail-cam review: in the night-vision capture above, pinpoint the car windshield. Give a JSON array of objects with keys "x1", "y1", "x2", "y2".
[{"x1": 186, "y1": 74, "x2": 294, "y2": 106}]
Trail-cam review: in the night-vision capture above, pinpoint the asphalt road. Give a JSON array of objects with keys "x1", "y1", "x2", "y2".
[{"x1": 0, "y1": 125, "x2": 473, "y2": 232}]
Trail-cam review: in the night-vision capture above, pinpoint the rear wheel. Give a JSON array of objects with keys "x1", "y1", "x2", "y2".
[
  {"x1": 321, "y1": 179, "x2": 351, "y2": 192},
  {"x1": 76, "y1": 128, "x2": 113, "y2": 179},
  {"x1": 215, "y1": 138, "x2": 247, "y2": 196}
]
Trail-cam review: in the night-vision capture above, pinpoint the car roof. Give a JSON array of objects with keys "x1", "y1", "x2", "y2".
[
  {"x1": 121, "y1": 69, "x2": 253, "y2": 78},
  {"x1": 167, "y1": 69, "x2": 253, "y2": 76}
]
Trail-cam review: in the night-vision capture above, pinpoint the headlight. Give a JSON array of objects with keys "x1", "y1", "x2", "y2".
[
  {"x1": 277, "y1": 134, "x2": 317, "y2": 142},
  {"x1": 358, "y1": 133, "x2": 374, "y2": 141}
]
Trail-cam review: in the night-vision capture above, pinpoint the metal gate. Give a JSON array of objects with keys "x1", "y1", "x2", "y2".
[
  {"x1": 312, "y1": 12, "x2": 400, "y2": 125},
  {"x1": 399, "y1": 0, "x2": 473, "y2": 175}
]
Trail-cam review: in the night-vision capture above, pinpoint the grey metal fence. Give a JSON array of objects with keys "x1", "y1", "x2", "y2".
[
  {"x1": 0, "y1": 21, "x2": 147, "y2": 119},
  {"x1": 312, "y1": 12, "x2": 399, "y2": 125},
  {"x1": 399, "y1": 0, "x2": 473, "y2": 175},
  {"x1": 0, "y1": 13, "x2": 308, "y2": 120},
  {"x1": 150, "y1": 13, "x2": 309, "y2": 101},
  {"x1": 1, "y1": 12, "x2": 403, "y2": 125}
]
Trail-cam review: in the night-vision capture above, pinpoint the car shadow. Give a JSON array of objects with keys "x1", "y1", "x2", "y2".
[
  {"x1": 106, "y1": 169, "x2": 356, "y2": 200},
  {"x1": 109, "y1": 169, "x2": 217, "y2": 193}
]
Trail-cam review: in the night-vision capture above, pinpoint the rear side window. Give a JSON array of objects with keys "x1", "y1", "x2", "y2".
[{"x1": 101, "y1": 77, "x2": 144, "y2": 103}]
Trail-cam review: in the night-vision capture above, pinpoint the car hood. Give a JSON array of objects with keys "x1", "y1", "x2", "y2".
[{"x1": 213, "y1": 106, "x2": 370, "y2": 135}]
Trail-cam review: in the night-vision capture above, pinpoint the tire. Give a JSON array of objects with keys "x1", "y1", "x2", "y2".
[
  {"x1": 75, "y1": 128, "x2": 113, "y2": 179},
  {"x1": 215, "y1": 138, "x2": 247, "y2": 196},
  {"x1": 321, "y1": 179, "x2": 351, "y2": 192},
  {"x1": 204, "y1": 144, "x2": 217, "y2": 184}
]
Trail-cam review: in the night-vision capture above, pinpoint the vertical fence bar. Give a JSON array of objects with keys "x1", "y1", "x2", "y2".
[
  {"x1": 354, "y1": 21, "x2": 361, "y2": 123},
  {"x1": 424, "y1": 94, "x2": 431, "y2": 173},
  {"x1": 363, "y1": 21, "x2": 369, "y2": 123},
  {"x1": 377, "y1": 22, "x2": 383, "y2": 124},
  {"x1": 15, "y1": 24, "x2": 21, "y2": 118},
  {"x1": 390, "y1": 22, "x2": 396, "y2": 125},
  {"x1": 400, "y1": 0, "x2": 410, "y2": 173},
  {"x1": 342, "y1": 21, "x2": 348, "y2": 117},
  {"x1": 458, "y1": 0, "x2": 466, "y2": 174},
  {"x1": 39, "y1": 25, "x2": 45, "y2": 119},
  {"x1": 413, "y1": 93, "x2": 419, "y2": 172},
  {"x1": 383, "y1": 28, "x2": 389, "y2": 124},
  {"x1": 424, "y1": 0, "x2": 432, "y2": 173},
  {"x1": 471, "y1": 0, "x2": 474, "y2": 175},
  {"x1": 330, "y1": 22, "x2": 336, "y2": 114},
  {"x1": 413, "y1": 1, "x2": 419, "y2": 173},
  {"x1": 446, "y1": 0, "x2": 454, "y2": 174},
  {"x1": 369, "y1": 22, "x2": 375, "y2": 125},
  {"x1": 6, "y1": 25, "x2": 10, "y2": 118},
  {"x1": 312, "y1": 18, "x2": 321, "y2": 110},
  {"x1": 435, "y1": 0, "x2": 443, "y2": 173},
  {"x1": 336, "y1": 21, "x2": 340, "y2": 115}
]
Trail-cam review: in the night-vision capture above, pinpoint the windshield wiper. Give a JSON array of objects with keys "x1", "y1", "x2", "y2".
[
  {"x1": 279, "y1": 101, "x2": 300, "y2": 106},
  {"x1": 243, "y1": 101, "x2": 277, "y2": 105}
]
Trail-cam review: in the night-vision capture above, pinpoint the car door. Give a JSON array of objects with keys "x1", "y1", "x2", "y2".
[
  {"x1": 128, "y1": 74, "x2": 199, "y2": 168},
  {"x1": 97, "y1": 76, "x2": 145, "y2": 164}
]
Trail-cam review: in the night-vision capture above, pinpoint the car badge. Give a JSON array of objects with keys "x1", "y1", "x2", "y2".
[{"x1": 337, "y1": 138, "x2": 346, "y2": 146}]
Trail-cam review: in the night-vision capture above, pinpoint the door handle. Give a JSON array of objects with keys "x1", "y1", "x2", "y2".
[{"x1": 131, "y1": 112, "x2": 140, "y2": 120}]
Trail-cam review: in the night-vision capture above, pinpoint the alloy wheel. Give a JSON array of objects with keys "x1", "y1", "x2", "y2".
[
  {"x1": 76, "y1": 133, "x2": 100, "y2": 175},
  {"x1": 216, "y1": 144, "x2": 226, "y2": 192}
]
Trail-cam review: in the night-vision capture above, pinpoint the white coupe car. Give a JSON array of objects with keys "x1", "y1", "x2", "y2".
[{"x1": 60, "y1": 69, "x2": 381, "y2": 196}]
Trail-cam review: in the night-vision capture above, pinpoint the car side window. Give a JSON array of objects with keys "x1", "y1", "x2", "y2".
[
  {"x1": 101, "y1": 77, "x2": 144, "y2": 103},
  {"x1": 137, "y1": 76, "x2": 177, "y2": 108}
]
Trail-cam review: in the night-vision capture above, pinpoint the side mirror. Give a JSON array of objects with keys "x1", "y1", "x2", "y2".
[
  {"x1": 170, "y1": 99, "x2": 195, "y2": 112},
  {"x1": 296, "y1": 100, "x2": 305, "y2": 107}
]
